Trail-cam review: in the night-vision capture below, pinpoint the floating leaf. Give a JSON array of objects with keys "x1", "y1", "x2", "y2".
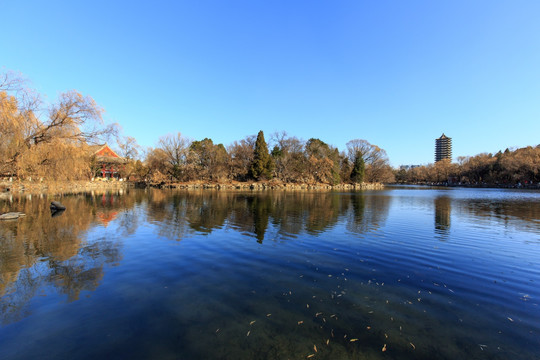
[{"x1": 382, "y1": 344, "x2": 387, "y2": 352}]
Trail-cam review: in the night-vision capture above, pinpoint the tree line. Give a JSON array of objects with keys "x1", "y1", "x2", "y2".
[
  {"x1": 0, "y1": 71, "x2": 394, "y2": 185},
  {"x1": 140, "y1": 131, "x2": 394, "y2": 185},
  {"x1": 394, "y1": 146, "x2": 540, "y2": 186},
  {"x1": 3, "y1": 71, "x2": 537, "y2": 186}
]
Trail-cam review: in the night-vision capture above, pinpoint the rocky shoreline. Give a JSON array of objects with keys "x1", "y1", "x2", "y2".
[
  {"x1": 153, "y1": 181, "x2": 384, "y2": 191},
  {"x1": 0, "y1": 180, "x2": 131, "y2": 196},
  {"x1": 0, "y1": 179, "x2": 383, "y2": 196}
]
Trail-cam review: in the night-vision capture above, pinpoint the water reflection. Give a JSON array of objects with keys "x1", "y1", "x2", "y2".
[
  {"x1": 1, "y1": 189, "x2": 538, "y2": 326},
  {"x1": 145, "y1": 191, "x2": 392, "y2": 242},
  {"x1": 0, "y1": 190, "x2": 140, "y2": 324},
  {"x1": 461, "y1": 197, "x2": 540, "y2": 234},
  {"x1": 434, "y1": 195, "x2": 451, "y2": 237},
  {"x1": 0, "y1": 188, "x2": 539, "y2": 359}
]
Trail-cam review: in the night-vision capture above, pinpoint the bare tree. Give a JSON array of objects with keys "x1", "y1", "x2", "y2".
[
  {"x1": 118, "y1": 136, "x2": 141, "y2": 161},
  {"x1": 1, "y1": 71, "x2": 119, "y2": 179},
  {"x1": 157, "y1": 132, "x2": 192, "y2": 181},
  {"x1": 227, "y1": 135, "x2": 256, "y2": 181},
  {"x1": 346, "y1": 139, "x2": 392, "y2": 182}
]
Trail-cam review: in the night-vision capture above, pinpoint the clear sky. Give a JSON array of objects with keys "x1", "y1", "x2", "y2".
[{"x1": 2, "y1": 1, "x2": 539, "y2": 166}]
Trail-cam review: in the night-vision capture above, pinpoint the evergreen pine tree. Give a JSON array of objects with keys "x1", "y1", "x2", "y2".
[
  {"x1": 351, "y1": 151, "x2": 365, "y2": 183},
  {"x1": 249, "y1": 130, "x2": 273, "y2": 180}
]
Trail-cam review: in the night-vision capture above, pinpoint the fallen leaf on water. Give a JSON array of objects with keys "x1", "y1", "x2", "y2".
[
  {"x1": 410, "y1": 343, "x2": 415, "y2": 350},
  {"x1": 382, "y1": 344, "x2": 387, "y2": 352},
  {"x1": 246, "y1": 331, "x2": 250, "y2": 336},
  {"x1": 350, "y1": 338, "x2": 358, "y2": 342},
  {"x1": 250, "y1": 320, "x2": 256, "y2": 325},
  {"x1": 307, "y1": 355, "x2": 315, "y2": 359},
  {"x1": 507, "y1": 317, "x2": 514, "y2": 322},
  {"x1": 215, "y1": 329, "x2": 220, "y2": 333},
  {"x1": 298, "y1": 321, "x2": 304, "y2": 325},
  {"x1": 307, "y1": 304, "x2": 310, "y2": 308},
  {"x1": 315, "y1": 312, "x2": 322, "y2": 317},
  {"x1": 314, "y1": 345, "x2": 317, "y2": 352},
  {"x1": 385, "y1": 333, "x2": 388, "y2": 339},
  {"x1": 326, "y1": 339, "x2": 330, "y2": 345},
  {"x1": 366, "y1": 326, "x2": 371, "y2": 330},
  {"x1": 266, "y1": 314, "x2": 272, "y2": 317}
]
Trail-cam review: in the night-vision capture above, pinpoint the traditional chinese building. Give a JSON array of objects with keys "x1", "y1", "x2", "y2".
[
  {"x1": 91, "y1": 144, "x2": 125, "y2": 179},
  {"x1": 435, "y1": 133, "x2": 452, "y2": 162}
]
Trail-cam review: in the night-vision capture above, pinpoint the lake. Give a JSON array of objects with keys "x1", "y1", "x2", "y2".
[{"x1": 0, "y1": 187, "x2": 539, "y2": 359}]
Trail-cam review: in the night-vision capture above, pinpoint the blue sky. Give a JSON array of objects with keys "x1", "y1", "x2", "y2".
[{"x1": 2, "y1": 1, "x2": 539, "y2": 166}]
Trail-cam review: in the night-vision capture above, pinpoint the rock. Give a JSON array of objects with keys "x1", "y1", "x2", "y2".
[
  {"x1": 50, "y1": 201, "x2": 66, "y2": 210},
  {"x1": 0, "y1": 212, "x2": 26, "y2": 220}
]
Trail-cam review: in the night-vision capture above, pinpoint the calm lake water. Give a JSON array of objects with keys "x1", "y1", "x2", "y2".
[{"x1": 0, "y1": 187, "x2": 539, "y2": 359}]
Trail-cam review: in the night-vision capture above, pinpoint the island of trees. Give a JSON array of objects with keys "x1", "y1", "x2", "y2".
[
  {"x1": 1, "y1": 71, "x2": 538, "y2": 189},
  {"x1": 0, "y1": 72, "x2": 393, "y2": 187}
]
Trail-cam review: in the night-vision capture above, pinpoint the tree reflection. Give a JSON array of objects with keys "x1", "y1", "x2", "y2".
[
  {"x1": 345, "y1": 193, "x2": 391, "y2": 235},
  {"x1": 144, "y1": 190, "x2": 392, "y2": 242},
  {"x1": 0, "y1": 190, "x2": 135, "y2": 324},
  {"x1": 460, "y1": 197, "x2": 540, "y2": 234}
]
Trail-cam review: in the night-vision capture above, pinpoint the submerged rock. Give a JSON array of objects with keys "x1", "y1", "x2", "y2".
[
  {"x1": 50, "y1": 201, "x2": 66, "y2": 210},
  {"x1": 0, "y1": 212, "x2": 26, "y2": 220}
]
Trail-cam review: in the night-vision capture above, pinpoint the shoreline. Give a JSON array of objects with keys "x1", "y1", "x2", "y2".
[
  {"x1": 0, "y1": 180, "x2": 384, "y2": 197},
  {"x1": 391, "y1": 182, "x2": 540, "y2": 190}
]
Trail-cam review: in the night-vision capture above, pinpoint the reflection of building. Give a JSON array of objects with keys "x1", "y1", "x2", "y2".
[
  {"x1": 435, "y1": 134, "x2": 452, "y2": 162},
  {"x1": 91, "y1": 144, "x2": 125, "y2": 179},
  {"x1": 96, "y1": 211, "x2": 118, "y2": 227},
  {"x1": 434, "y1": 196, "x2": 451, "y2": 234}
]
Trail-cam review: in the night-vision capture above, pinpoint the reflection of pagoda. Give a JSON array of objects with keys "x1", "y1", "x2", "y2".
[{"x1": 434, "y1": 196, "x2": 451, "y2": 234}]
